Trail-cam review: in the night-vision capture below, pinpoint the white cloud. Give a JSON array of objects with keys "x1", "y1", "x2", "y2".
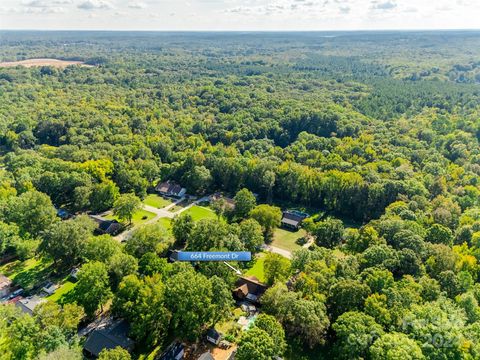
[
  {"x1": 371, "y1": 0, "x2": 397, "y2": 10},
  {"x1": 77, "y1": 0, "x2": 113, "y2": 10},
  {"x1": 128, "y1": 1, "x2": 147, "y2": 9}
]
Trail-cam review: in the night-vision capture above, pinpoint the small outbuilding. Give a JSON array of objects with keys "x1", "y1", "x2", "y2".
[
  {"x1": 206, "y1": 328, "x2": 222, "y2": 345},
  {"x1": 41, "y1": 281, "x2": 58, "y2": 296}
]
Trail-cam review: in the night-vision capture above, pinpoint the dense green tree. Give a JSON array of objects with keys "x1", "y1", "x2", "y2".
[
  {"x1": 370, "y1": 332, "x2": 424, "y2": 360},
  {"x1": 234, "y1": 188, "x2": 257, "y2": 219},
  {"x1": 236, "y1": 327, "x2": 276, "y2": 360},
  {"x1": 264, "y1": 252, "x2": 291, "y2": 285},
  {"x1": 7, "y1": 190, "x2": 57, "y2": 238},
  {"x1": 73, "y1": 261, "x2": 112, "y2": 317},
  {"x1": 172, "y1": 213, "x2": 194, "y2": 247},
  {"x1": 333, "y1": 311, "x2": 384, "y2": 360},
  {"x1": 308, "y1": 217, "x2": 344, "y2": 248},
  {"x1": 125, "y1": 223, "x2": 172, "y2": 258},
  {"x1": 40, "y1": 215, "x2": 96, "y2": 267},
  {"x1": 113, "y1": 193, "x2": 141, "y2": 225},
  {"x1": 98, "y1": 347, "x2": 131, "y2": 360},
  {"x1": 249, "y1": 204, "x2": 282, "y2": 241}
]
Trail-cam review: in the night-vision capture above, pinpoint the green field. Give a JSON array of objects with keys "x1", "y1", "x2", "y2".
[
  {"x1": 46, "y1": 280, "x2": 77, "y2": 303},
  {"x1": 0, "y1": 257, "x2": 52, "y2": 290},
  {"x1": 106, "y1": 208, "x2": 156, "y2": 225},
  {"x1": 183, "y1": 205, "x2": 216, "y2": 221},
  {"x1": 157, "y1": 217, "x2": 172, "y2": 231},
  {"x1": 143, "y1": 194, "x2": 173, "y2": 209},
  {"x1": 245, "y1": 253, "x2": 266, "y2": 283},
  {"x1": 272, "y1": 228, "x2": 306, "y2": 252}
]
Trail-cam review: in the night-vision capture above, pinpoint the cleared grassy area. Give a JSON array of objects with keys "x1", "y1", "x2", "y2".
[
  {"x1": 143, "y1": 194, "x2": 173, "y2": 209},
  {"x1": 47, "y1": 280, "x2": 76, "y2": 303},
  {"x1": 183, "y1": 205, "x2": 216, "y2": 222},
  {"x1": 0, "y1": 257, "x2": 52, "y2": 290},
  {"x1": 157, "y1": 217, "x2": 172, "y2": 232},
  {"x1": 245, "y1": 253, "x2": 266, "y2": 283},
  {"x1": 106, "y1": 208, "x2": 156, "y2": 225},
  {"x1": 272, "y1": 228, "x2": 306, "y2": 252}
]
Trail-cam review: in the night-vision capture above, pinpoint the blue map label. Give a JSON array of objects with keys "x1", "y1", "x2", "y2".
[{"x1": 177, "y1": 251, "x2": 251, "y2": 262}]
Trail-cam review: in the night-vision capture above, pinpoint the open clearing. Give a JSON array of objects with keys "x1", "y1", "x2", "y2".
[
  {"x1": 272, "y1": 228, "x2": 306, "y2": 252},
  {"x1": 143, "y1": 194, "x2": 173, "y2": 209},
  {"x1": 0, "y1": 58, "x2": 90, "y2": 68}
]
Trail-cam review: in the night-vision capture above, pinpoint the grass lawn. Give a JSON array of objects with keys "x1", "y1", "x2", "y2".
[
  {"x1": 0, "y1": 257, "x2": 52, "y2": 290},
  {"x1": 157, "y1": 217, "x2": 172, "y2": 232},
  {"x1": 184, "y1": 205, "x2": 217, "y2": 222},
  {"x1": 47, "y1": 280, "x2": 77, "y2": 303},
  {"x1": 143, "y1": 194, "x2": 172, "y2": 209},
  {"x1": 272, "y1": 228, "x2": 306, "y2": 252},
  {"x1": 245, "y1": 253, "x2": 266, "y2": 283},
  {"x1": 106, "y1": 208, "x2": 156, "y2": 225}
]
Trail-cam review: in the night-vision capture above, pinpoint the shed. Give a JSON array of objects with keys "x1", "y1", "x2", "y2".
[{"x1": 206, "y1": 328, "x2": 222, "y2": 345}]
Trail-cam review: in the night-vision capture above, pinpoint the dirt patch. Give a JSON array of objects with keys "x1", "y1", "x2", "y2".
[{"x1": 0, "y1": 58, "x2": 91, "y2": 68}]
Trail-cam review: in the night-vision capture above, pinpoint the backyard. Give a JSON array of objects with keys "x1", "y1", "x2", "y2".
[
  {"x1": 271, "y1": 228, "x2": 307, "y2": 252},
  {"x1": 245, "y1": 253, "x2": 266, "y2": 283},
  {"x1": 0, "y1": 257, "x2": 53, "y2": 290},
  {"x1": 183, "y1": 205, "x2": 217, "y2": 222}
]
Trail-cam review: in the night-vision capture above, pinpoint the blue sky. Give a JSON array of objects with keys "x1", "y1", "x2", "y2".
[{"x1": 0, "y1": 0, "x2": 479, "y2": 30}]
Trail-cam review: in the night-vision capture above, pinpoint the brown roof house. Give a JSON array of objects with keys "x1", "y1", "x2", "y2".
[
  {"x1": 0, "y1": 275, "x2": 12, "y2": 298},
  {"x1": 155, "y1": 180, "x2": 186, "y2": 198},
  {"x1": 233, "y1": 276, "x2": 268, "y2": 304}
]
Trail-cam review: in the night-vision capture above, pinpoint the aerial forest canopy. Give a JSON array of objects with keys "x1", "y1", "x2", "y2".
[{"x1": 0, "y1": 31, "x2": 480, "y2": 359}]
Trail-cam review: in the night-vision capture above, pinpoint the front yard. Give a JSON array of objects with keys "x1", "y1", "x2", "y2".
[
  {"x1": 183, "y1": 205, "x2": 217, "y2": 221},
  {"x1": 0, "y1": 257, "x2": 53, "y2": 290},
  {"x1": 106, "y1": 208, "x2": 156, "y2": 226},
  {"x1": 143, "y1": 194, "x2": 173, "y2": 209}
]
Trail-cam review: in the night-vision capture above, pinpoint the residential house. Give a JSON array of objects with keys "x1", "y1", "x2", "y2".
[
  {"x1": 233, "y1": 276, "x2": 268, "y2": 304},
  {"x1": 89, "y1": 215, "x2": 123, "y2": 236},
  {"x1": 158, "y1": 342, "x2": 184, "y2": 360},
  {"x1": 83, "y1": 319, "x2": 135, "y2": 358},
  {"x1": 0, "y1": 275, "x2": 12, "y2": 298},
  {"x1": 280, "y1": 210, "x2": 308, "y2": 230},
  {"x1": 206, "y1": 328, "x2": 222, "y2": 346},
  {"x1": 155, "y1": 180, "x2": 186, "y2": 198},
  {"x1": 16, "y1": 296, "x2": 46, "y2": 315}
]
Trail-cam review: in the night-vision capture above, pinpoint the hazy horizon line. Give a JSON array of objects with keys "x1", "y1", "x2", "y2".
[{"x1": 1, "y1": 28, "x2": 480, "y2": 33}]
